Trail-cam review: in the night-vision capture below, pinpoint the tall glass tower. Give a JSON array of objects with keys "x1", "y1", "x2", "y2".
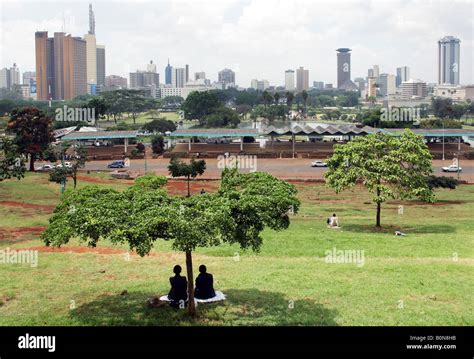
[{"x1": 438, "y1": 36, "x2": 460, "y2": 85}]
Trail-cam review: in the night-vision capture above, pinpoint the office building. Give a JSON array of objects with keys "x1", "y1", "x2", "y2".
[
  {"x1": 172, "y1": 67, "x2": 187, "y2": 88},
  {"x1": 250, "y1": 79, "x2": 269, "y2": 91},
  {"x1": 96, "y1": 45, "x2": 106, "y2": 86},
  {"x1": 367, "y1": 77, "x2": 377, "y2": 98},
  {"x1": 377, "y1": 73, "x2": 396, "y2": 96},
  {"x1": 438, "y1": 36, "x2": 461, "y2": 85},
  {"x1": 336, "y1": 48, "x2": 351, "y2": 88},
  {"x1": 313, "y1": 81, "x2": 324, "y2": 90},
  {"x1": 22, "y1": 71, "x2": 36, "y2": 85},
  {"x1": 396, "y1": 66, "x2": 410, "y2": 87},
  {"x1": 218, "y1": 68, "x2": 235, "y2": 86},
  {"x1": 296, "y1": 66, "x2": 309, "y2": 91},
  {"x1": 0, "y1": 64, "x2": 20, "y2": 89},
  {"x1": 146, "y1": 60, "x2": 157, "y2": 73},
  {"x1": 105, "y1": 75, "x2": 127, "y2": 89},
  {"x1": 195, "y1": 72, "x2": 206, "y2": 80},
  {"x1": 35, "y1": 31, "x2": 87, "y2": 100},
  {"x1": 401, "y1": 79, "x2": 427, "y2": 100},
  {"x1": 285, "y1": 70, "x2": 295, "y2": 91},
  {"x1": 434, "y1": 84, "x2": 474, "y2": 102},
  {"x1": 130, "y1": 70, "x2": 159, "y2": 89},
  {"x1": 165, "y1": 59, "x2": 172, "y2": 85},
  {"x1": 354, "y1": 78, "x2": 365, "y2": 92}
]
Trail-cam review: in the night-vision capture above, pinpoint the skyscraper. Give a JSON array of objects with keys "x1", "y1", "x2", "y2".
[
  {"x1": 285, "y1": 70, "x2": 295, "y2": 91},
  {"x1": 218, "y1": 68, "x2": 235, "y2": 86},
  {"x1": 438, "y1": 36, "x2": 461, "y2": 85},
  {"x1": 0, "y1": 64, "x2": 20, "y2": 89},
  {"x1": 185, "y1": 64, "x2": 189, "y2": 84},
  {"x1": 372, "y1": 65, "x2": 380, "y2": 78},
  {"x1": 296, "y1": 67, "x2": 309, "y2": 91},
  {"x1": 35, "y1": 31, "x2": 87, "y2": 100},
  {"x1": 146, "y1": 60, "x2": 157, "y2": 73},
  {"x1": 377, "y1": 74, "x2": 396, "y2": 96},
  {"x1": 396, "y1": 66, "x2": 410, "y2": 87},
  {"x1": 165, "y1": 59, "x2": 172, "y2": 85},
  {"x1": 336, "y1": 48, "x2": 351, "y2": 88},
  {"x1": 96, "y1": 45, "x2": 106, "y2": 86},
  {"x1": 173, "y1": 68, "x2": 186, "y2": 88}
]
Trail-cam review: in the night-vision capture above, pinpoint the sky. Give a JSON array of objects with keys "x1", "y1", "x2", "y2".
[{"x1": 0, "y1": 0, "x2": 473, "y2": 87}]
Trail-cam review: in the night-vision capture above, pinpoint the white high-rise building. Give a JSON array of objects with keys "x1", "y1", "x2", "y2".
[
  {"x1": 285, "y1": 70, "x2": 295, "y2": 91},
  {"x1": 146, "y1": 60, "x2": 157, "y2": 73},
  {"x1": 438, "y1": 36, "x2": 461, "y2": 85},
  {"x1": 377, "y1": 74, "x2": 396, "y2": 96},
  {"x1": 372, "y1": 65, "x2": 380, "y2": 78},
  {"x1": 172, "y1": 68, "x2": 186, "y2": 88},
  {"x1": 401, "y1": 79, "x2": 427, "y2": 100}
]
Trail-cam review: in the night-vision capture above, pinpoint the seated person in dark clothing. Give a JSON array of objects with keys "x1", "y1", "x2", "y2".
[
  {"x1": 168, "y1": 265, "x2": 188, "y2": 308},
  {"x1": 194, "y1": 265, "x2": 216, "y2": 300}
]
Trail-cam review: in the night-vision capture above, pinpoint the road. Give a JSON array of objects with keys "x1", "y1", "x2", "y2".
[{"x1": 73, "y1": 158, "x2": 474, "y2": 183}]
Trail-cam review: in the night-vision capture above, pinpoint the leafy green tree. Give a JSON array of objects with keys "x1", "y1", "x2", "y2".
[
  {"x1": 182, "y1": 91, "x2": 221, "y2": 121},
  {"x1": 41, "y1": 170, "x2": 300, "y2": 316},
  {"x1": 7, "y1": 107, "x2": 54, "y2": 171},
  {"x1": 0, "y1": 136, "x2": 26, "y2": 181},
  {"x1": 262, "y1": 91, "x2": 273, "y2": 109},
  {"x1": 142, "y1": 118, "x2": 176, "y2": 134},
  {"x1": 274, "y1": 92, "x2": 281, "y2": 105},
  {"x1": 151, "y1": 135, "x2": 165, "y2": 154},
  {"x1": 49, "y1": 144, "x2": 88, "y2": 189},
  {"x1": 301, "y1": 90, "x2": 308, "y2": 114},
  {"x1": 325, "y1": 130, "x2": 434, "y2": 227},
  {"x1": 202, "y1": 107, "x2": 240, "y2": 128},
  {"x1": 168, "y1": 157, "x2": 206, "y2": 197},
  {"x1": 285, "y1": 91, "x2": 294, "y2": 108}
]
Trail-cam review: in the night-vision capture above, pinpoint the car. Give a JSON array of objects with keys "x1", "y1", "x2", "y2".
[
  {"x1": 311, "y1": 160, "x2": 327, "y2": 167},
  {"x1": 55, "y1": 161, "x2": 72, "y2": 168},
  {"x1": 107, "y1": 160, "x2": 125, "y2": 169},
  {"x1": 442, "y1": 165, "x2": 462, "y2": 172},
  {"x1": 35, "y1": 164, "x2": 55, "y2": 172}
]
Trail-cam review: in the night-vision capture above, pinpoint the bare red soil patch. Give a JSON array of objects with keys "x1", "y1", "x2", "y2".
[
  {"x1": 0, "y1": 226, "x2": 46, "y2": 241},
  {"x1": 165, "y1": 180, "x2": 218, "y2": 196},
  {"x1": 0, "y1": 201, "x2": 55, "y2": 212},
  {"x1": 75, "y1": 175, "x2": 123, "y2": 185}
]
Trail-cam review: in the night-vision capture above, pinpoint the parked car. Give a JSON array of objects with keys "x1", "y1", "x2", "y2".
[
  {"x1": 442, "y1": 165, "x2": 462, "y2": 172},
  {"x1": 55, "y1": 162, "x2": 72, "y2": 168},
  {"x1": 35, "y1": 164, "x2": 55, "y2": 172},
  {"x1": 311, "y1": 160, "x2": 327, "y2": 167},
  {"x1": 107, "y1": 160, "x2": 125, "y2": 169}
]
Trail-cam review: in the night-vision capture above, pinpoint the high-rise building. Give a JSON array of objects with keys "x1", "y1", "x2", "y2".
[
  {"x1": 313, "y1": 81, "x2": 324, "y2": 90},
  {"x1": 296, "y1": 67, "x2": 309, "y2": 91},
  {"x1": 336, "y1": 48, "x2": 352, "y2": 89},
  {"x1": 84, "y1": 33, "x2": 97, "y2": 85},
  {"x1": 367, "y1": 77, "x2": 377, "y2": 98},
  {"x1": 377, "y1": 74, "x2": 396, "y2": 96},
  {"x1": 353, "y1": 78, "x2": 365, "y2": 92},
  {"x1": 185, "y1": 64, "x2": 189, "y2": 84},
  {"x1": 146, "y1": 60, "x2": 157, "y2": 73},
  {"x1": 250, "y1": 79, "x2": 269, "y2": 91},
  {"x1": 396, "y1": 66, "x2": 410, "y2": 87},
  {"x1": 372, "y1": 65, "x2": 380, "y2": 78},
  {"x1": 285, "y1": 70, "x2": 295, "y2": 91},
  {"x1": 96, "y1": 45, "x2": 106, "y2": 86},
  {"x1": 438, "y1": 36, "x2": 461, "y2": 85},
  {"x1": 401, "y1": 79, "x2": 427, "y2": 99},
  {"x1": 105, "y1": 75, "x2": 127, "y2": 89},
  {"x1": 35, "y1": 31, "x2": 87, "y2": 100},
  {"x1": 22, "y1": 71, "x2": 36, "y2": 85},
  {"x1": 218, "y1": 68, "x2": 235, "y2": 86},
  {"x1": 165, "y1": 59, "x2": 172, "y2": 85},
  {"x1": 172, "y1": 68, "x2": 186, "y2": 88},
  {"x1": 0, "y1": 64, "x2": 20, "y2": 89},
  {"x1": 88, "y1": 3, "x2": 95, "y2": 35},
  {"x1": 130, "y1": 69, "x2": 159, "y2": 89},
  {"x1": 195, "y1": 72, "x2": 206, "y2": 80}
]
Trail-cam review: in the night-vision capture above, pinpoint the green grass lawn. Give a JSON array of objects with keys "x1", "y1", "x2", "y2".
[{"x1": 0, "y1": 173, "x2": 472, "y2": 326}]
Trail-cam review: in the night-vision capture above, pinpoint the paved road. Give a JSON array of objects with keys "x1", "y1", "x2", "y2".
[{"x1": 73, "y1": 158, "x2": 474, "y2": 182}]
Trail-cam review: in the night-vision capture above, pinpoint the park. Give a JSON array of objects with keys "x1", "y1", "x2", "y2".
[{"x1": 0, "y1": 89, "x2": 473, "y2": 326}]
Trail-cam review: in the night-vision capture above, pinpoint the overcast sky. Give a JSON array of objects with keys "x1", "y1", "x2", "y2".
[{"x1": 1, "y1": 0, "x2": 473, "y2": 87}]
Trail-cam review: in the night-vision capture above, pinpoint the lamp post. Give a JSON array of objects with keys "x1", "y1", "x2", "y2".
[
  {"x1": 144, "y1": 144, "x2": 148, "y2": 174},
  {"x1": 442, "y1": 118, "x2": 445, "y2": 161}
]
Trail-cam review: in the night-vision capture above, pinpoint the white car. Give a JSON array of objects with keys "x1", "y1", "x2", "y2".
[
  {"x1": 35, "y1": 164, "x2": 55, "y2": 172},
  {"x1": 311, "y1": 160, "x2": 327, "y2": 167},
  {"x1": 55, "y1": 162, "x2": 72, "y2": 169},
  {"x1": 442, "y1": 165, "x2": 462, "y2": 172}
]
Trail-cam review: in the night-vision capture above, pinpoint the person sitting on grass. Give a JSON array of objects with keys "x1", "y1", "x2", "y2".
[
  {"x1": 327, "y1": 213, "x2": 340, "y2": 228},
  {"x1": 194, "y1": 265, "x2": 216, "y2": 300},
  {"x1": 168, "y1": 265, "x2": 188, "y2": 308}
]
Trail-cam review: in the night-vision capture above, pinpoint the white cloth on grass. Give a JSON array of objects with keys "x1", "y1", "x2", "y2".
[{"x1": 159, "y1": 291, "x2": 226, "y2": 303}]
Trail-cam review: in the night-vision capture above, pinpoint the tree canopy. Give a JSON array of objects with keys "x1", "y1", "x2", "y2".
[{"x1": 325, "y1": 130, "x2": 434, "y2": 227}]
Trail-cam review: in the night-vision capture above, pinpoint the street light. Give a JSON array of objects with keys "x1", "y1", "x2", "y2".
[{"x1": 442, "y1": 118, "x2": 445, "y2": 161}]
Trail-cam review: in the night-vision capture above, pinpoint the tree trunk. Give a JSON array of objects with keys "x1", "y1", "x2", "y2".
[
  {"x1": 29, "y1": 154, "x2": 35, "y2": 172},
  {"x1": 376, "y1": 187, "x2": 381, "y2": 227},
  {"x1": 185, "y1": 250, "x2": 196, "y2": 316},
  {"x1": 73, "y1": 174, "x2": 77, "y2": 189},
  {"x1": 187, "y1": 175, "x2": 191, "y2": 197}
]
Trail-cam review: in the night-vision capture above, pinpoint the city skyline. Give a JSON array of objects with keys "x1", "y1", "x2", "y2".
[{"x1": 1, "y1": 0, "x2": 473, "y2": 87}]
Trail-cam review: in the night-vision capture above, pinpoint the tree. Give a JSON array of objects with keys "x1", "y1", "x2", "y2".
[
  {"x1": 285, "y1": 91, "x2": 294, "y2": 108},
  {"x1": 274, "y1": 92, "x2": 281, "y2": 105},
  {"x1": 325, "y1": 130, "x2": 434, "y2": 227},
  {"x1": 301, "y1": 90, "x2": 308, "y2": 114},
  {"x1": 182, "y1": 91, "x2": 221, "y2": 121},
  {"x1": 262, "y1": 91, "x2": 273, "y2": 109},
  {"x1": 41, "y1": 170, "x2": 300, "y2": 316},
  {"x1": 0, "y1": 136, "x2": 26, "y2": 181},
  {"x1": 151, "y1": 135, "x2": 165, "y2": 154},
  {"x1": 7, "y1": 107, "x2": 55, "y2": 171},
  {"x1": 48, "y1": 144, "x2": 88, "y2": 189},
  {"x1": 168, "y1": 157, "x2": 206, "y2": 197},
  {"x1": 202, "y1": 107, "x2": 240, "y2": 128},
  {"x1": 142, "y1": 118, "x2": 176, "y2": 134}
]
